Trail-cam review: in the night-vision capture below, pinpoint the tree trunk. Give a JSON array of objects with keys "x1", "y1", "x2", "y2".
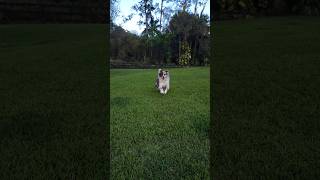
[
  {"x1": 178, "y1": 37, "x2": 181, "y2": 59},
  {"x1": 198, "y1": 35, "x2": 202, "y2": 65},
  {"x1": 200, "y1": 0, "x2": 208, "y2": 17},
  {"x1": 160, "y1": 0, "x2": 164, "y2": 31},
  {"x1": 150, "y1": 41, "x2": 153, "y2": 59},
  {"x1": 182, "y1": 0, "x2": 188, "y2": 12},
  {"x1": 144, "y1": 42, "x2": 147, "y2": 62},
  {"x1": 144, "y1": 0, "x2": 148, "y2": 62},
  {"x1": 144, "y1": 0, "x2": 148, "y2": 34},
  {"x1": 193, "y1": 39, "x2": 197, "y2": 65},
  {"x1": 194, "y1": 0, "x2": 198, "y2": 14}
]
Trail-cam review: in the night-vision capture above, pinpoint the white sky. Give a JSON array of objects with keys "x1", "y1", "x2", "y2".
[{"x1": 114, "y1": 0, "x2": 210, "y2": 35}]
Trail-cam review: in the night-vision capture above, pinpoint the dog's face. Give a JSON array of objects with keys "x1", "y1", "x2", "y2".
[{"x1": 158, "y1": 69, "x2": 169, "y2": 80}]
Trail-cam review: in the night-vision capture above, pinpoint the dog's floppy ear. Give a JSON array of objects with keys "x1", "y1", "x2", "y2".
[{"x1": 158, "y1": 69, "x2": 162, "y2": 73}]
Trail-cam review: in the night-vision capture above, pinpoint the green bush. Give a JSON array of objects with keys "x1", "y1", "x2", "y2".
[{"x1": 178, "y1": 41, "x2": 192, "y2": 66}]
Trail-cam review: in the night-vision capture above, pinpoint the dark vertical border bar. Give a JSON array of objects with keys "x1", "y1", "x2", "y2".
[
  {"x1": 106, "y1": 0, "x2": 111, "y2": 178},
  {"x1": 209, "y1": 0, "x2": 214, "y2": 179}
]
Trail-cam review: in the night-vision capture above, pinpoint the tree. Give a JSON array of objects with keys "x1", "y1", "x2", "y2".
[
  {"x1": 132, "y1": 0, "x2": 158, "y2": 62},
  {"x1": 178, "y1": 41, "x2": 192, "y2": 66},
  {"x1": 168, "y1": 11, "x2": 209, "y2": 65},
  {"x1": 156, "y1": 1, "x2": 175, "y2": 32},
  {"x1": 133, "y1": 0, "x2": 157, "y2": 38},
  {"x1": 199, "y1": 0, "x2": 208, "y2": 17},
  {"x1": 193, "y1": 0, "x2": 199, "y2": 14},
  {"x1": 111, "y1": 0, "x2": 210, "y2": 66},
  {"x1": 159, "y1": 0, "x2": 165, "y2": 31},
  {"x1": 111, "y1": 0, "x2": 120, "y2": 23},
  {"x1": 110, "y1": 24, "x2": 144, "y2": 62},
  {"x1": 173, "y1": 0, "x2": 192, "y2": 12}
]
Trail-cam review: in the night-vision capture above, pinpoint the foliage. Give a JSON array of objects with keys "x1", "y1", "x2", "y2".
[
  {"x1": 133, "y1": 0, "x2": 157, "y2": 37},
  {"x1": 110, "y1": 24, "x2": 144, "y2": 62},
  {"x1": 111, "y1": 1, "x2": 210, "y2": 66},
  {"x1": 168, "y1": 11, "x2": 210, "y2": 65},
  {"x1": 178, "y1": 41, "x2": 192, "y2": 66},
  {"x1": 110, "y1": 0, "x2": 120, "y2": 22}
]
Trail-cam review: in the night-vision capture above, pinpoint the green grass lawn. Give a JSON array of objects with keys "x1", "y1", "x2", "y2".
[
  {"x1": 0, "y1": 25, "x2": 108, "y2": 178},
  {"x1": 111, "y1": 67, "x2": 210, "y2": 179},
  {"x1": 212, "y1": 17, "x2": 320, "y2": 178}
]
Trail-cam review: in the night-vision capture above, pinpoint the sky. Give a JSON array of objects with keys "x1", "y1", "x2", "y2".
[{"x1": 114, "y1": 0, "x2": 210, "y2": 35}]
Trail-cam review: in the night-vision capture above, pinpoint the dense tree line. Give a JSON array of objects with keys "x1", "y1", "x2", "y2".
[
  {"x1": 213, "y1": 0, "x2": 320, "y2": 18},
  {"x1": 110, "y1": 0, "x2": 210, "y2": 66}
]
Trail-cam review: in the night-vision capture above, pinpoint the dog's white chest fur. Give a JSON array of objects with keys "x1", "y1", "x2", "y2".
[{"x1": 159, "y1": 78, "x2": 169, "y2": 90}]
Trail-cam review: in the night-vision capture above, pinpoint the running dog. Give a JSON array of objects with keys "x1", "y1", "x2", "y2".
[{"x1": 155, "y1": 69, "x2": 170, "y2": 94}]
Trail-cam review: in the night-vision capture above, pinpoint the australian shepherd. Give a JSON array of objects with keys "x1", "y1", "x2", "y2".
[{"x1": 155, "y1": 69, "x2": 170, "y2": 94}]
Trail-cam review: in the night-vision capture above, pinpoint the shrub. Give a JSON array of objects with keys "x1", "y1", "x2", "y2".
[{"x1": 178, "y1": 41, "x2": 192, "y2": 66}]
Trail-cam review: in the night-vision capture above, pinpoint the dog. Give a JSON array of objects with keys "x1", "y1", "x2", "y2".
[{"x1": 155, "y1": 69, "x2": 170, "y2": 94}]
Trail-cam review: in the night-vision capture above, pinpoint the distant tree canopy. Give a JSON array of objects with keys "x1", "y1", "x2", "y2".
[
  {"x1": 213, "y1": 0, "x2": 320, "y2": 19},
  {"x1": 110, "y1": 0, "x2": 210, "y2": 66}
]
